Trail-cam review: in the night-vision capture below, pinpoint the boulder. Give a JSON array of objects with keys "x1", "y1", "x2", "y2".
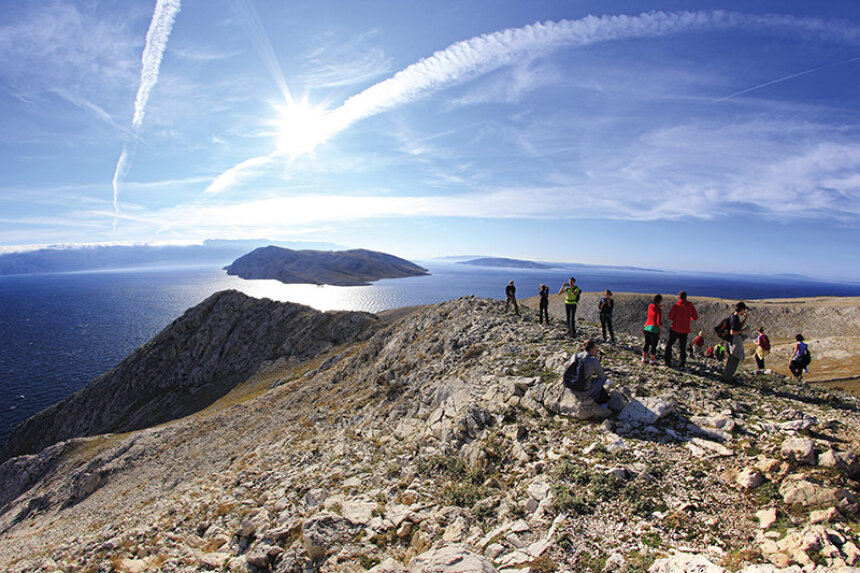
[
  {"x1": 780, "y1": 437, "x2": 817, "y2": 465},
  {"x1": 618, "y1": 398, "x2": 674, "y2": 426},
  {"x1": 818, "y1": 448, "x2": 860, "y2": 478},
  {"x1": 408, "y1": 544, "x2": 497, "y2": 572},
  {"x1": 301, "y1": 512, "x2": 358, "y2": 561},
  {"x1": 779, "y1": 477, "x2": 855, "y2": 509},
  {"x1": 543, "y1": 383, "x2": 611, "y2": 421},
  {"x1": 648, "y1": 551, "x2": 726, "y2": 572}
]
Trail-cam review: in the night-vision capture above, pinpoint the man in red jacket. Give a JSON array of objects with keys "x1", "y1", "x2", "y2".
[{"x1": 664, "y1": 291, "x2": 698, "y2": 369}]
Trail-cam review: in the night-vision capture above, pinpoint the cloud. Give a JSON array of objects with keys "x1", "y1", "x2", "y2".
[
  {"x1": 204, "y1": 154, "x2": 277, "y2": 195},
  {"x1": 209, "y1": 10, "x2": 860, "y2": 195},
  {"x1": 132, "y1": 0, "x2": 181, "y2": 129}
]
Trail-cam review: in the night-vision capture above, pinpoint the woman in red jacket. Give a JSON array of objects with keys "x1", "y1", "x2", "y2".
[{"x1": 642, "y1": 294, "x2": 663, "y2": 365}]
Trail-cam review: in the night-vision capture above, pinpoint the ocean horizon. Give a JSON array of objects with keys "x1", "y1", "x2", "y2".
[{"x1": 2, "y1": 261, "x2": 859, "y2": 450}]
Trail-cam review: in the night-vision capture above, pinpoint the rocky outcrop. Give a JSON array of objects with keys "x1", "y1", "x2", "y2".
[
  {"x1": 1, "y1": 290, "x2": 379, "y2": 460},
  {"x1": 224, "y1": 246, "x2": 429, "y2": 286},
  {"x1": 1, "y1": 296, "x2": 859, "y2": 572}
]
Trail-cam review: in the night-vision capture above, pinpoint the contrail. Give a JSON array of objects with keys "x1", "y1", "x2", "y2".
[
  {"x1": 715, "y1": 55, "x2": 860, "y2": 103},
  {"x1": 112, "y1": 0, "x2": 181, "y2": 227},
  {"x1": 133, "y1": 0, "x2": 181, "y2": 129},
  {"x1": 207, "y1": 10, "x2": 860, "y2": 195},
  {"x1": 111, "y1": 146, "x2": 131, "y2": 230}
]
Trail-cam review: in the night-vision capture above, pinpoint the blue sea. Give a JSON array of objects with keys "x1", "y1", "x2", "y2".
[{"x1": 2, "y1": 261, "x2": 858, "y2": 450}]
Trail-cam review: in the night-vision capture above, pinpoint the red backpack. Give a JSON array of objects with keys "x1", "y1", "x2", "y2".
[{"x1": 759, "y1": 334, "x2": 770, "y2": 351}]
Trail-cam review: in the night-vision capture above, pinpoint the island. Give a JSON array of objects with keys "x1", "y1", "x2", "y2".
[
  {"x1": 223, "y1": 246, "x2": 429, "y2": 286},
  {"x1": 456, "y1": 256, "x2": 558, "y2": 269}
]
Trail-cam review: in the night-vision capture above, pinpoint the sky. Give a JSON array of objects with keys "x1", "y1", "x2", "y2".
[{"x1": 1, "y1": 0, "x2": 859, "y2": 281}]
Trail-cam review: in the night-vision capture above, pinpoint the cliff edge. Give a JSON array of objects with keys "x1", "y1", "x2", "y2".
[{"x1": 1, "y1": 290, "x2": 380, "y2": 461}]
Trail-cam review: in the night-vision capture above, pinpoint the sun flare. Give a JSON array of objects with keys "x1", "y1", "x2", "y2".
[{"x1": 274, "y1": 100, "x2": 332, "y2": 157}]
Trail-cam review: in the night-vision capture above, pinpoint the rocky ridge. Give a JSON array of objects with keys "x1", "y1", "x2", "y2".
[
  {"x1": 1, "y1": 290, "x2": 380, "y2": 461},
  {"x1": 1, "y1": 296, "x2": 859, "y2": 572}
]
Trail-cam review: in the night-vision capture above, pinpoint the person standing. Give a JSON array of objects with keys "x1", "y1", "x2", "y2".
[
  {"x1": 692, "y1": 331, "x2": 705, "y2": 358},
  {"x1": 538, "y1": 284, "x2": 550, "y2": 324},
  {"x1": 788, "y1": 334, "x2": 810, "y2": 381},
  {"x1": 598, "y1": 289, "x2": 616, "y2": 344},
  {"x1": 664, "y1": 291, "x2": 698, "y2": 369},
  {"x1": 504, "y1": 280, "x2": 519, "y2": 315},
  {"x1": 642, "y1": 294, "x2": 663, "y2": 364},
  {"x1": 559, "y1": 277, "x2": 582, "y2": 337},
  {"x1": 754, "y1": 326, "x2": 770, "y2": 372},
  {"x1": 721, "y1": 302, "x2": 749, "y2": 382}
]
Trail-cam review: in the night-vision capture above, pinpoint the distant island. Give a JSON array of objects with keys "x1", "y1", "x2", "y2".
[
  {"x1": 0, "y1": 239, "x2": 344, "y2": 276},
  {"x1": 457, "y1": 257, "x2": 558, "y2": 269},
  {"x1": 224, "y1": 246, "x2": 429, "y2": 286}
]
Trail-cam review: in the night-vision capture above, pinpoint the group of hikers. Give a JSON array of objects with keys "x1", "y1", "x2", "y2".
[{"x1": 503, "y1": 278, "x2": 813, "y2": 404}]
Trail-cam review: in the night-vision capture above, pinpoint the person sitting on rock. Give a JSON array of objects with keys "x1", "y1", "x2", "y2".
[{"x1": 563, "y1": 339, "x2": 609, "y2": 403}]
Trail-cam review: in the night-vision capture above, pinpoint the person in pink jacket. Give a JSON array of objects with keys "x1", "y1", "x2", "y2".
[
  {"x1": 664, "y1": 291, "x2": 698, "y2": 369},
  {"x1": 642, "y1": 294, "x2": 663, "y2": 365}
]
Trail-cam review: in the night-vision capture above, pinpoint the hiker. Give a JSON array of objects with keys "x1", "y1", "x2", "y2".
[
  {"x1": 714, "y1": 342, "x2": 725, "y2": 361},
  {"x1": 664, "y1": 291, "x2": 698, "y2": 369},
  {"x1": 563, "y1": 339, "x2": 609, "y2": 403},
  {"x1": 789, "y1": 334, "x2": 810, "y2": 382},
  {"x1": 721, "y1": 301, "x2": 749, "y2": 382},
  {"x1": 705, "y1": 345, "x2": 714, "y2": 359},
  {"x1": 754, "y1": 326, "x2": 771, "y2": 372},
  {"x1": 538, "y1": 284, "x2": 550, "y2": 324},
  {"x1": 692, "y1": 331, "x2": 705, "y2": 358},
  {"x1": 642, "y1": 294, "x2": 663, "y2": 365},
  {"x1": 504, "y1": 280, "x2": 519, "y2": 315},
  {"x1": 598, "y1": 289, "x2": 616, "y2": 344},
  {"x1": 559, "y1": 277, "x2": 582, "y2": 337}
]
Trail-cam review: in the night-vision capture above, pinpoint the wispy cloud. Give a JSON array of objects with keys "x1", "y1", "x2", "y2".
[{"x1": 209, "y1": 10, "x2": 860, "y2": 196}]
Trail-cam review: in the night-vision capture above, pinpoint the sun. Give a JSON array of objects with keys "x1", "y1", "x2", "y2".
[{"x1": 274, "y1": 100, "x2": 333, "y2": 157}]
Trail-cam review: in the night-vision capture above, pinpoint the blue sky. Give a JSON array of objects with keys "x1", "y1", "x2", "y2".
[{"x1": 1, "y1": 1, "x2": 859, "y2": 280}]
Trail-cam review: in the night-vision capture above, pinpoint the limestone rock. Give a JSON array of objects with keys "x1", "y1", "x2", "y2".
[
  {"x1": 780, "y1": 437, "x2": 817, "y2": 465},
  {"x1": 818, "y1": 448, "x2": 860, "y2": 478},
  {"x1": 302, "y1": 512, "x2": 358, "y2": 561},
  {"x1": 618, "y1": 398, "x2": 674, "y2": 426},
  {"x1": 408, "y1": 544, "x2": 497, "y2": 572},
  {"x1": 648, "y1": 551, "x2": 726, "y2": 572},
  {"x1": 756, "y1": 508, "x2": 777, "y2": 529}
]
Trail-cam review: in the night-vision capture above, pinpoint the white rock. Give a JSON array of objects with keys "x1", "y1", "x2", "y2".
[
  {"x1": 341, "y1": 498, "x2": 378, "y2": 525},
  {"x1": 618, "y1": 398, "x2": 675, "y2": 426},
  {"x1": 527, "y1": 479, "x2": 551, "y2": 501},
  {"x1": 780, "y1": 437, "x2": 817, "y2": 465},
  {"x1": 648, "y1": 551, "x2": 726, "y2": 572},
  {"x1": 689, "y1": 438, "x2": 734, "y2": 457},
  {"x1": 755, "y1": 508, "x2": 777, "y2": 529},
  {"x1": 735, "y1": 469, "x2": 766, "y2": 490},
  {"x1": 408, "y1": 544, "x2": 498, "y2": 572}
]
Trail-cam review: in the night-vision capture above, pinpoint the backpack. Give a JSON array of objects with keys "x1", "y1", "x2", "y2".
[
  {"x1": 800, "y1": 348, "x2": 812, "y2": 367},
  {"x1": 714, "y1": 316, "x2": 733, "y2": 342},
  {"x1": 563, "y1": 355, "x2": 589, "y2": 392},
  {"x1": 759, "y1": 334, "x2": 771, "y2": 352}
]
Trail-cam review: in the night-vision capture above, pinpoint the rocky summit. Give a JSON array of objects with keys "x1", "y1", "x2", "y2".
[{"x1": 1, "y1": 294, "x2": 859, "y2": 572}]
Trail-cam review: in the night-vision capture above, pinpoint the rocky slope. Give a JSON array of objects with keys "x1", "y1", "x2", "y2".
[
  {"x1": 224, "y1": 247, "x2": 429, "y2": 286},
  {"x1": 1, "y1": 296, "x2": 859, "y2": 572},
  {"x1": 1, "y1": 290, "x2": 380, "y2": 461}
]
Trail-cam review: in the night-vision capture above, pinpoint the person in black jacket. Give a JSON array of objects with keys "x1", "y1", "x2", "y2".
[
  {"x1": 598, "y1": 289, "x2": 615, "y2": 344},
  {"x1": 504, "y1": 280, "x2": 519, "y2": 315},
  {"x1": 538, "y1": 284, "x2": 550, "y2": 324}
]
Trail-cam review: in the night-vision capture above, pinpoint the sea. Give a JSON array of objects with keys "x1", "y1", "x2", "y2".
[{"x1": 2, "y1": 261, "x2": 859, "y2": 450}]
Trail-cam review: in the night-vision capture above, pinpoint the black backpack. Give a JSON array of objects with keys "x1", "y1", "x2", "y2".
[
  {"x1": 563, "y1": 355, "x2": 589, "y2": 392},
  {"x1": 714, "y1": 316, "x2": 733, "y2": 342},
  {"x1": 800, "y1": 348, "x2": 812, "y2": 367}
]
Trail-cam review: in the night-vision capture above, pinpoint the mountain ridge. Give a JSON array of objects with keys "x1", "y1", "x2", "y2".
[{"x1": 1, "y1": 295, "x2": 859, "y2": 572}]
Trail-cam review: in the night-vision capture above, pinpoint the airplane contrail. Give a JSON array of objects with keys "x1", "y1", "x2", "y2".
[
  {"x1": 715, "y1": 56, "x2": 860, "y2": 103},
  {"x1": 112, "y1": 0, "x2": 181, "y2": 227},
  {"x1": 207, "y1": 10, "x2": 860, "y2": 195},
  {"x1": 133, "y1": 0, "x2": 182, "y2": 129}
]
